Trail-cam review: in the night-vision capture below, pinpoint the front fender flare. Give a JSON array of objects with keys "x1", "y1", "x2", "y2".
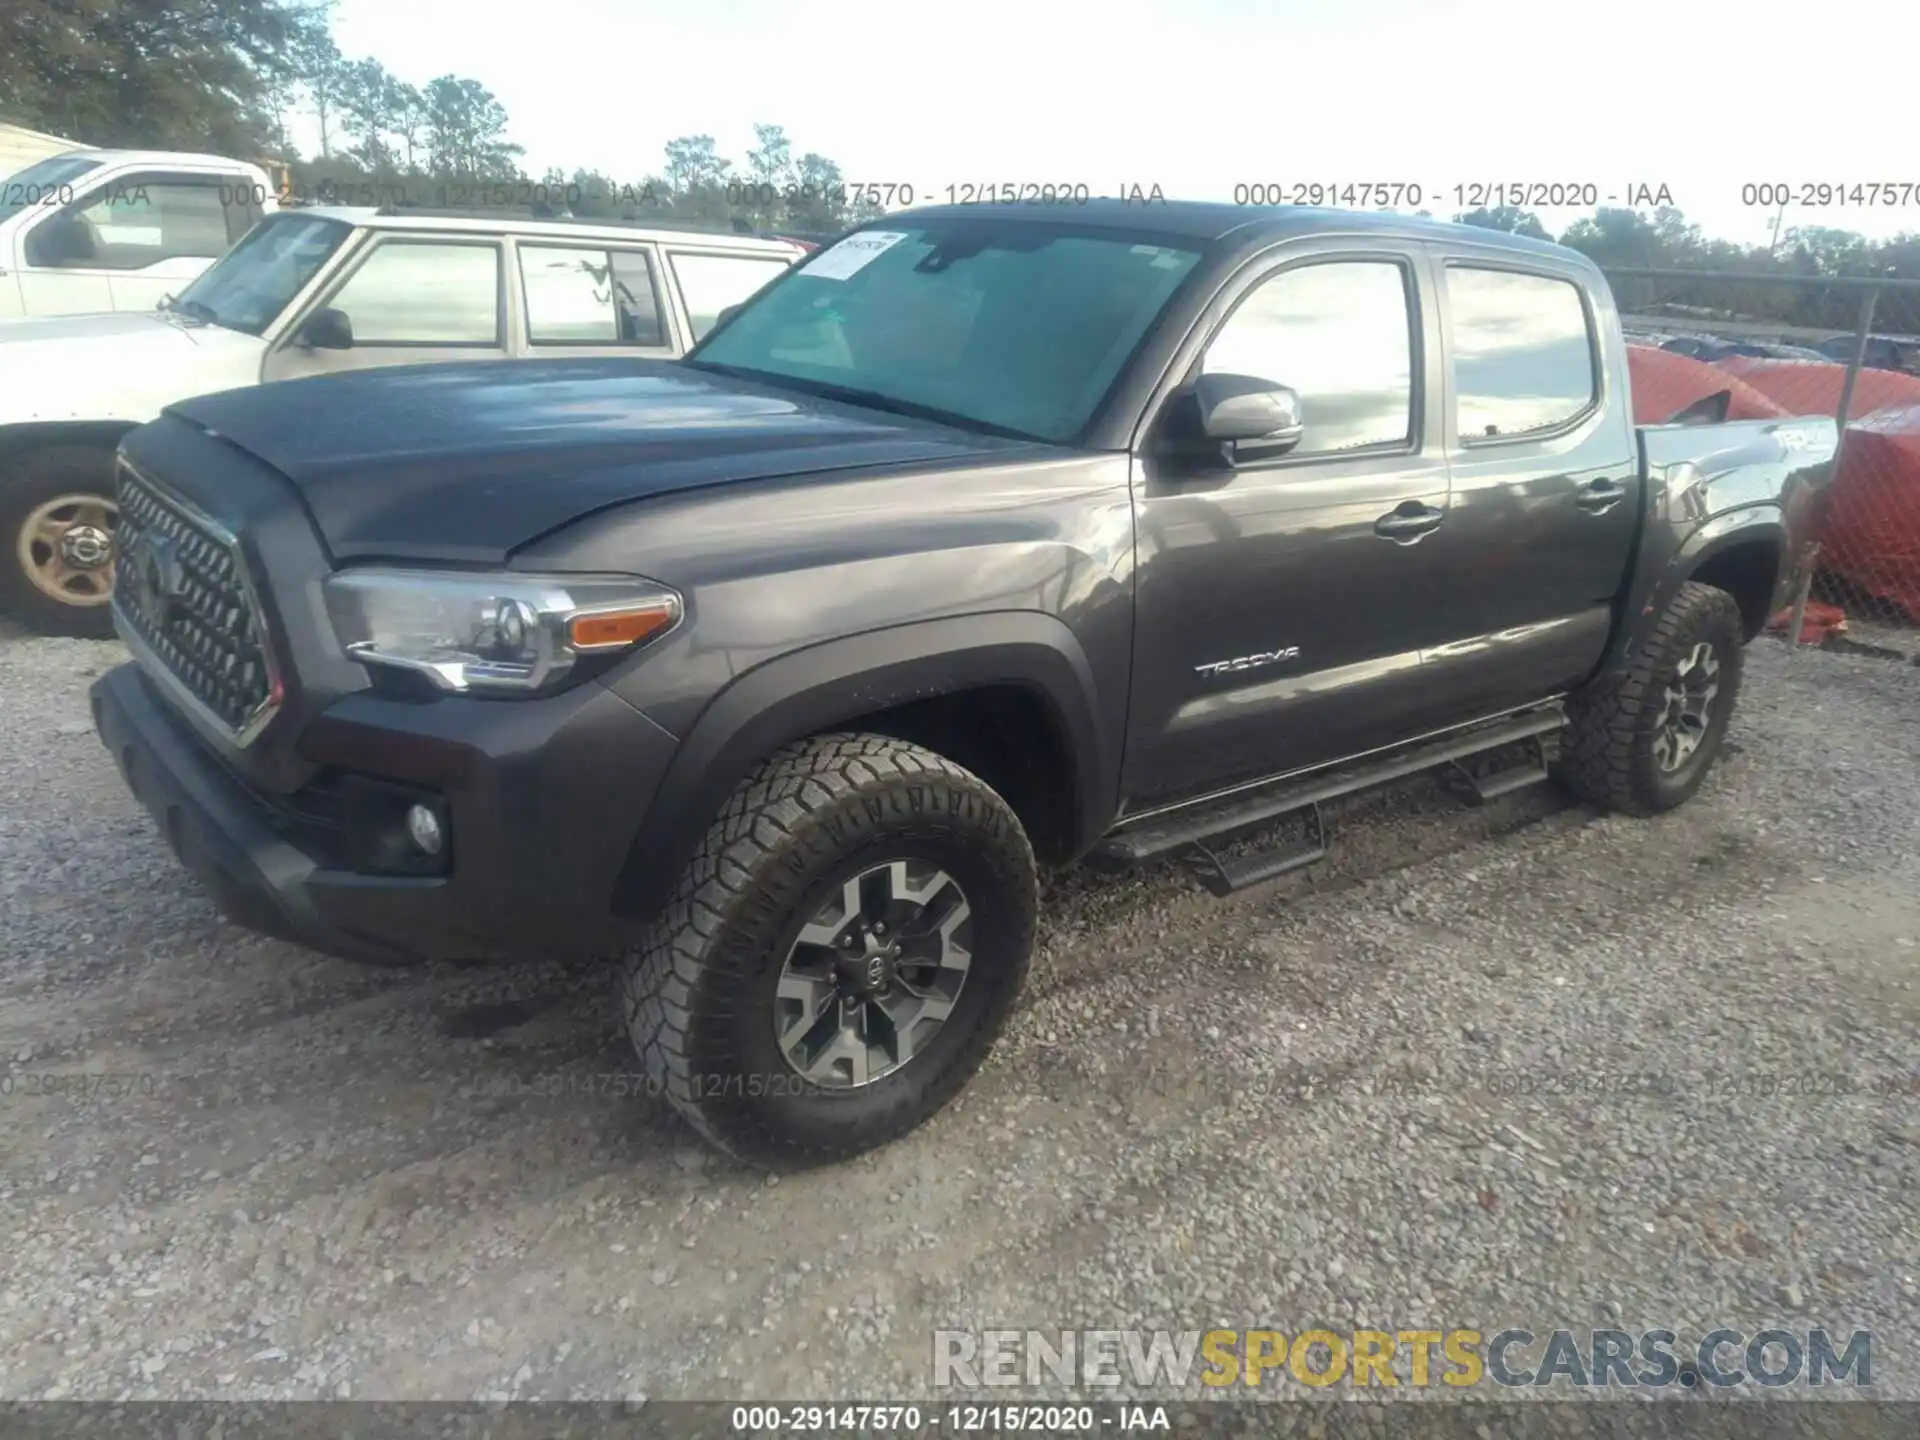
[
  {"x1": 609, "y1": 611, "x2": 1116, "y2": 921},
  {"x1": 0, "y1": 420, "x2": 142, "y2": 468}
]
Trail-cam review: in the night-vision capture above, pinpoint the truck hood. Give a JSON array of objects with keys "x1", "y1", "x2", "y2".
[
  {"x1": 167, "y1": 358, "x2": 1042, "y2": 563},
  {"x1": 0, "y1": 310, "x2": 264, "y2": 425},
  {"x1": 0, "y1": 308, "x2": 223, "y2": 355}
]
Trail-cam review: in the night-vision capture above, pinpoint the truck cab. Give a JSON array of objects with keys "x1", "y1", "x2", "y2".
[{"x1": 0, "y1": 149, "x2": 275, "y2": 320}]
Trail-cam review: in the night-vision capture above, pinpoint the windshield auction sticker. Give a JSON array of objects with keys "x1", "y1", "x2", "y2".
[{"x1": 803, "y1": 231, "x2": 910, "y2": 281}]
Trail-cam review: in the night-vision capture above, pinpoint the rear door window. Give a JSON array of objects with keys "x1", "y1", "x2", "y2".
[
  {"x1": 1445, "y1": 266, "x2": 1597, "y2": 440},
  {"x1": 521, "y1": 244, "x2": 667, "y2": 347}
]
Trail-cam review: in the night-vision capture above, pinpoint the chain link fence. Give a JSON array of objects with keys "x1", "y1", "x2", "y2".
[{"x1": 1603, "y1": 266, "x2": 1920, "y2": 657}]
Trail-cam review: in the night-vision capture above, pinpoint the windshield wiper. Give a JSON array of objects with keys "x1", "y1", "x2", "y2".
[
  {"x1": 684, "y1": 361, "x2": 1047, "y2": 444},
  {"x1": 159, "y1": 295, "x2": 221, "y2": 326}
]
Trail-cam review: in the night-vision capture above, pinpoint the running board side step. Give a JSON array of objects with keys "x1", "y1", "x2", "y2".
[
  {"x1": 1446, "y1": 733, "x2": 1553, "y2": 805},
  {"x1": 1186, "y1": 803, "x2": 1328, "y2": 897},
  {"x1": 1088, "y1": 705, "x2": 1564, "y2": 895}
]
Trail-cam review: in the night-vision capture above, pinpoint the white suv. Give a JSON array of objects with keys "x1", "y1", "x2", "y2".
[
  {"x1": 0, "y1": 206, "x2": 807, "y2": 634},
  {"x1": 0, "y1": 149, "x2": 278, "y2": 319}
]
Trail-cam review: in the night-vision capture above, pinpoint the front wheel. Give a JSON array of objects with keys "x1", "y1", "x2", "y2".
[
  {"x1": 0, "y1": 443, "x2": 121, "y2": 638},
  {"x1": 1558, "y1": 581, "x2": 1745, "y2": 815},
  {"x1": 621, "y1": 733, "x2": 1038, "y2": 1167}
]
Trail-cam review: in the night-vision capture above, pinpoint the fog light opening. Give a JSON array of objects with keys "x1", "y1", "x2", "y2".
[{"x1": 405, "y1": 803, "x2": 445, "y2": 857}]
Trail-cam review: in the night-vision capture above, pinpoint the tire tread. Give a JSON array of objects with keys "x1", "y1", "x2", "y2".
[
  {"x1": 1559, "y1": 581, "x2": 1744, "y2": 816},
  {"x1": 620, "y1": 732, "x2": 1034, "y2": 1166}
]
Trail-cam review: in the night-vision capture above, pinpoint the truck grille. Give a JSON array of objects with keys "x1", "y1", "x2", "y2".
[{"x1": 113, "y1": 462, "x2": 280, "y2": 743}]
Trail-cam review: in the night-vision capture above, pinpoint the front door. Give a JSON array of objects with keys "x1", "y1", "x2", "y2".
[
  {"x1": 13, "y1": 198, "x2": 111, "y2": 313},
  {"x1": 0, "y1": 256, "x2": 23, "y2": 318},
  {"x1": 263, "y1": 236, "x2": 508, "y2": 380},
  {"x1": 1124, "y1": 243, "x2": 1461, "y2": 810}
]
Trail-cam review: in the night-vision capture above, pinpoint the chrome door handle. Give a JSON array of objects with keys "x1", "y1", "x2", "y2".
[
  {"x1": 1374, "y1": 503, "x2": 1445, "y2": 543},
  {"x1": 1576, "y1": 477, "x2": 1628, "y2": 513}
]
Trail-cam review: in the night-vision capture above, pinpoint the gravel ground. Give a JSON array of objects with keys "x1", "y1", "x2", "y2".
[{"x1": 0, "y1": 621, "x2": 1916, "y2": 1405}]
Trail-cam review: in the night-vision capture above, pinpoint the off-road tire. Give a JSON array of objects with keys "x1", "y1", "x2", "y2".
[
  {"x1": 621, "y1": 733, "x2": 1038, "y2": 1168},
  {"x1": 0, "y1": 443, "x2": 120, "y2": 638},
  {"x1": 1557, "y1": 581, "x2": 1745, "y2": 816}
]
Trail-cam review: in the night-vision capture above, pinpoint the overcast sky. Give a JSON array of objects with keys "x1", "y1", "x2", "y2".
[{"x1": 323, "y1": 0, "x2": 1920, "y2": 248}]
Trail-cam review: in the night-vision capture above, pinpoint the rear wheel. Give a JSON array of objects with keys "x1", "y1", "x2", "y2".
[
  {"x1": 1558, "y1": 581, "x2": 1745, "y2": 815},
  {"x1": 0, "y1": 444, "x2": 120, "y2": 638},
  {"x1": 621, "y1": 733, "x2": 1037, "y2": 1167}
]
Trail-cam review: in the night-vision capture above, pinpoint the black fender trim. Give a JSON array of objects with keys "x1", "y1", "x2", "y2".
[
  {"x1": 0, "y1": 421, "x2": 141, "y2": 473},
  {"x1": 609, "y1": 612, "x2": 1115, "y2": 921},
  {"x1": 1605, "y1": 509, "x2": 1785, "y2": 679}
]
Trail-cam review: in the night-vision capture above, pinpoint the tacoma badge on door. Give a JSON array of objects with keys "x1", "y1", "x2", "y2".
[{"x1": 1194, "y1": 645, "x2": 1302, "y2": 678}]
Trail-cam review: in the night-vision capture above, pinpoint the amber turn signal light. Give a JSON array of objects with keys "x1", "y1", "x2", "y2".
[{"x1": 567, "y1": 602, "x2": 679, "y2": 650}]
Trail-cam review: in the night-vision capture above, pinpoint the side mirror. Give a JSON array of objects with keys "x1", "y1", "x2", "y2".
[
  {"x1": 713, "y1": 303, "x2": 744, "y2": 330},
  {"x1": 1192, "y1": 373, "x2": 1305, "y2": 452},
  {"x1": 25, "y1": 215, "x2": 95, "y2": 267},
  {"x1": 297, "y1": 307, "x2": 354, "y2": 350},
  {"x1": 1665, "y1": 390, "x2": 1731, "y2": 427}
]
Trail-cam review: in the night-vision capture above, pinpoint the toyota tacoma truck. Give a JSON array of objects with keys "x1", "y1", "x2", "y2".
[{"x1": 88, "y1": 202, "x2": 1838, "y2": 1166}]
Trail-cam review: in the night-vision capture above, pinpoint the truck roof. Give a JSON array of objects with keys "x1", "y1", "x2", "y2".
[
  {"x1": 62, "y1": 148, "x2": 268, "y2": 172},
  {"x1": 286, "y1": 205, "x2": 805, "y2": 252},
  {"x1": 890, "y1": 198, "x2": 1586, "y2": 264}
]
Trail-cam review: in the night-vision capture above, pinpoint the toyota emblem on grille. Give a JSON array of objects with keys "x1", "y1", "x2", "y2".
[{"x1": 130, "y1": 531, "x2": 185, "y2": 623}]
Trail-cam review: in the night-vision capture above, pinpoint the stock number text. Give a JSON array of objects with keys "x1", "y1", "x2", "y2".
[
  {"x1": 1742, "y1": 182, "x2": 1920, "y2": 208},
  {"x1": 1236, "y1": 182, "x2": 1423, "y2": 208}
]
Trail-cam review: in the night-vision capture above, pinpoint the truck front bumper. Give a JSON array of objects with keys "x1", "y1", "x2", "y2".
[{"x1": 90, "y1": 661, "x2": 678, "y2": 965}]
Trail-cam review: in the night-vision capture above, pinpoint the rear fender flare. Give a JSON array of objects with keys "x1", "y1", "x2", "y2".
[
  {"x1": 609, "y1": 612, "x2": 1114, "y2": 920},
  {"x1": 1608, "y1": 507, "x2": 1785, "y2": 675}
]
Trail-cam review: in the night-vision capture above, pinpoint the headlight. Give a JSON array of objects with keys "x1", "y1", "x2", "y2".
[{"x1": 323, "y1": 569, "x2": 682, "y2": 695}]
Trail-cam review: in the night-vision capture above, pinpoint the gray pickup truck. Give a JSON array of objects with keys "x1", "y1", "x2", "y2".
[{"x1": 89, "y1": 201, "x2": 1837, "y2": 1166}]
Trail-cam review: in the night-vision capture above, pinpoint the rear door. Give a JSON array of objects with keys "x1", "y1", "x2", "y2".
[
  {"x1": 1124, "y1": 239, "x2": 1460, "y2": 809},
  {"x1": 262, "y1": 233, "x2": 508, "y2": 380},
  {"x1": 1412, "y1": 248, "x2": 1640, "y2": 719},
  {"x1": 107, "y1": 177, "x2": 263, "y2": 310}
]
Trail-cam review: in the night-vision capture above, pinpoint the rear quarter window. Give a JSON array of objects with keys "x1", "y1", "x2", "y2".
[{"x1": 669, "y1": 251, "x2": 795, "y2": 341}]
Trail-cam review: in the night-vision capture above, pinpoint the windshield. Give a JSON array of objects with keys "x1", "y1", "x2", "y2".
[
  {"x1": 687, "y1": 221, "x2": 1205, "y2": 444},
  {"x1": 171, "y1": 212, "x2": 353, "y2": 335},
  {"x1": 0, "y1": 155, "x2": 103, "y2": 224}
]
